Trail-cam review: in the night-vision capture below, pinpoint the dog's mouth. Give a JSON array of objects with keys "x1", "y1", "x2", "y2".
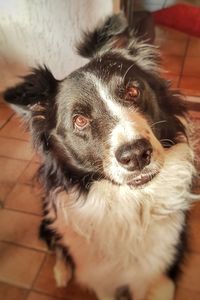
[{"x1": 127, "y1": 171, "x2": 159, "y2": 187}]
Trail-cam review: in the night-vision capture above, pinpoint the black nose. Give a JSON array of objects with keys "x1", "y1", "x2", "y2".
[{"x1": 115, "y1": 139, "x2": 153, "y2": 171}]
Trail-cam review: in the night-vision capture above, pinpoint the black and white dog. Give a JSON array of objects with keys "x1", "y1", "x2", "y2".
[{"x1": 4, "y1": 14, "x2": 196, "y2": 300}]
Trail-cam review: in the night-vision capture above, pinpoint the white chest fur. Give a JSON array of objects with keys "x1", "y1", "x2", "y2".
[{"x1": 49, "y1": 144, "x2": 195, "y2": 299}]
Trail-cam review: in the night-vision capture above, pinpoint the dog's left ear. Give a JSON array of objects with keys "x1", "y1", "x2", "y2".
[
  {"x1": 76, "y1": 13, "x2": 130, "y2": 58},
  {"x1": 3, "y1": 66, "x2": 58, "y2": 118}
]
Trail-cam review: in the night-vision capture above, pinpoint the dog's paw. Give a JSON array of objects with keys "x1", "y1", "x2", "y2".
[
  {"x1": 53, "y1": 261, "x2": 72, "y2": 287},
  {"x1": 146, "y1": 275, "x2": 175, "y2": 300}
]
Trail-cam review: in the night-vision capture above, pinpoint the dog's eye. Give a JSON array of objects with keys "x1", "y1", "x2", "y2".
[
  {"x1": 73, "y1": 115, "x2": 90, "y2": 130},
  {"x1": 125, "y1": 82, "x2": 140, "y2": 102}
]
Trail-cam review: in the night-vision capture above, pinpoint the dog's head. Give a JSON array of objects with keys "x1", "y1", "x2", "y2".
[{"x1": 4, "y1": 14, "x2": 187, "y2": 189}]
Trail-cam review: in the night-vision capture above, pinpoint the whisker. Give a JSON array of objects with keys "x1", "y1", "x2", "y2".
[
  {"x1": 160, "y1": 139, "x2": 175, "y2": 145},
  {"x1": 122, "y1": 64, "x2": 135, "y2": 81},
  {"x1": 151, "y1": 120, "x2": 167, "y2": 128}
]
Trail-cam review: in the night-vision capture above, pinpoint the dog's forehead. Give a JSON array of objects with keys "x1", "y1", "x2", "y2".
[
  {"x1": 82, "y1": 52, "x2": 142, "y2": 81},
  {"x1": 57, "y1": 53, "x2": 149, "y2": 120}
]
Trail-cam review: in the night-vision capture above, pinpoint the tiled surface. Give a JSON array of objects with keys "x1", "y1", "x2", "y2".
[
  {"x1": 34, "y1": 254, "x2": 96, "y2": 300},
  {"x1": 0, "y1": 210, "x2": 45, "y2": 250},
  {"x1": 0, "y1": 157, "x2": 29, "y2": 202},
  {"x1": 0, "y1": 114, "x2": 30, "y2": 141},
  {"x1": 0, "y1": 137, "x2": 34, "y2": 160},
  {"x1": 0, "y1": 104, "x2": 13, "y2": 129},
  {"x1": 5, "y1": 183, "x2": 42, "y2": 215},
  {"x1": 0, "y1": 242, "x2": 45, "y2": 288},
  {"x1": 27, "y1": 292, "x2": 58, "y2": 300},
  {"x1": 155, "y1": 22, "x2": 200, "y2": 97},
  {"x1": 0, "y1": 16, "x2": 200, "y2": 300},
  {"x1": 0, "y1": 282, "x2": 28, "y2": 300}
]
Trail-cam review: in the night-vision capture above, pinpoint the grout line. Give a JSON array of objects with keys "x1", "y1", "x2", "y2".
[
  {"x1": 0, "y1": 279, "x2": 30, "y2": 292},
  {"x1": 0, "y1": 134, "x2": 30, "y2": 142},
  {"x1": 2, "y1": 160, "x2": 31, "y2": 206},
  {"x1": 28, "y1": 252, "x2": 48, "y2": 300},
  {"x1": 0, "y1": 113, "x2": 15, "y2": 130},
  {"x1": 0, "y1": 240, "x2": 47, "y2": 254},
  {"x1": 0, "y1": 155, "x2": 31, "y2": 162},
  {"x1": 2, "y1": 206, "x2": 42, "y2": 217},
  {"x1": 0, "y1": 154, "x2": 33, "y2": 162},
  {"x1": 177, "y1": 36, "x2": 190, "y2": 88},
  {"x1": 32, "y1": 288, "x2": 65, "y2": 300}
]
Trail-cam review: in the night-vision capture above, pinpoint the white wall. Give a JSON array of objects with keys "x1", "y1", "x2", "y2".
[{"x1": 0, "y1": 0, "x2": 113, "y2": 90}]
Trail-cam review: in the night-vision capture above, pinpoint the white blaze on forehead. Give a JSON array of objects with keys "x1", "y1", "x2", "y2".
[
  {"x1": 92, "y1": 75, "x2": 139, "y2": 145},
  {"x1": 96, "y1": 80, "x2": 124, "y2": 118},
  {"x1": 84, "y1": 72, "x2": 140, "y2": 147}
]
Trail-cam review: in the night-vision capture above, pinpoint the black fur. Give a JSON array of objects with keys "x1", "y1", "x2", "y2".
[
  {"x1": 76, "y1": 13, "x2": 129, "y2": 58},
  {"x1": 4, "y1": 66, "x2": 58, "y2": 106}
]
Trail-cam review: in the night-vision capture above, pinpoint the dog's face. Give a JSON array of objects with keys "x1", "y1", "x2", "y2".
[
  {"x1": 4, "y1": 14, "x2": 186, "y2": 189},
  {"x1": 56, "y1": 53, "x2": 166, "y2": 186}
]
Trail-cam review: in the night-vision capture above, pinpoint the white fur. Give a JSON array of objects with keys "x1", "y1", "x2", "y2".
[{"x1": 47, "y1": 142, "x2": 195, "y2": 300}]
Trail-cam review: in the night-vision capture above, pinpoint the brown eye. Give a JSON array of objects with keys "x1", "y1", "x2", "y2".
[
  {"x1": 125, "y1": 82, "x2": 140, "y2": 102},
  {"x1": 73, "y1": 115, "x2": 90, "y2": 130}
]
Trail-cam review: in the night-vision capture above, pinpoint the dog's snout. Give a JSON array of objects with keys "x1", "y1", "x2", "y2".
[{"x1": 115, "y1": 139, "x2": 153, "y2": 171}]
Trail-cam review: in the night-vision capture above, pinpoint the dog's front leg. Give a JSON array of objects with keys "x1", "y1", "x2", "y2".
[
  {"x1": 146, "y1": 275, "x2": 175, "y2": 300},
  {"x1": 96, "y1": 285, "x2": 132, "y2": 300},
  {"x1": 53, "y1": 247, "x2": 73, "y2": 287},
  {"x1": 95, "y1": 290, "x2": 115, "y2": 300}
]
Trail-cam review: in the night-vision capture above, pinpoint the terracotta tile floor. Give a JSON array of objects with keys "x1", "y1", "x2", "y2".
[{"x1": 0, "y1": 25, "x2": 200, "y2": 300}]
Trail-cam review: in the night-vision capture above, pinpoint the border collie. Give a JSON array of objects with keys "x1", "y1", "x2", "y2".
[{"x1": 4, "y1": 14, "x2": 196, "y2": 300}]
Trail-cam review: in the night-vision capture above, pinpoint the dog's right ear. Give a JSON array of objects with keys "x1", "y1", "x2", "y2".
[
  {"x1": 3, "y1": 66, "x2": 58, "y2": 118},
  {"x1": 76, "y1": 13, "x2": 130, "y2": 58}
]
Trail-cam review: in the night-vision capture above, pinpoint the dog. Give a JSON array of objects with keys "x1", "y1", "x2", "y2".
[{"x1": 4, "y1": 13, "x2": 196, "y2": 300}]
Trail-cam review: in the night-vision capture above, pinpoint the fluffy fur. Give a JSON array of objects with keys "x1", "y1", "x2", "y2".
[{"x1": 4, "y1": 14, "x2": 196, "y2": 300}]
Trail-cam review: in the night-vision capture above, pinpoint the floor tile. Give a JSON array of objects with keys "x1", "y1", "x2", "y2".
[
  {"x1": 188, "y1": 202, "x2": 200, "y2": 253},
  {"x1": 178, "y1": 252, "x2": 200, "y2": 292},
  {"x1": 0, "y1": 281, "x2": 28, "y2": 300},
  {"x1": 0, "y1": 137, "x2": 34, "y2": 160},
  {"x1": 179, "y1": 76, "x2": 200, "y2": 97},
  {"x1": 0, "y1": 94, "x2": 5, "y2": 103},
  {"x1": 0, "y1": 157, "x2": 29, "y2": 202},
  {"x1": 32, "y1": 153, "x2": 42, "y2": 163},
  {"x1": 182, "y1": 57, "x2": 200, "y2": 77},
  {"x1": 0, "y1": 209, "x2": 45, "y2": 250},
  {"x1": 155, "y1": 25, "x2": 188, "y2": 41},
  {"x1": 18, "y1": 162, "x2": 40, "y2": 185},
  {"x1": 5, "y1": 183, "x2": 42, "y2": 215},
  {"x1": 186, "y1": 96, "x2": 200, "y2": 104},
  {"x1": 187, "y1": 37, "x2": 200, "y2": 57},
  {"x1": 188, "y1": 110, "x2": 200, "y2": 119},
  {"x1": 0, "y1": 104, "x2": 14, "y2": 129},
  {"x1": 34, "y1": 254, "x2": 96, "y2": 300},
  {"x1": 156, "y1": 38, "x2": 187, "y2": 56},
  {"x1": 27, "y1": 291, "x2": 59, "y2": 300},
  {"x1": 0, "y1": 241, "x2": 45, "y2": 288},
  {"x1": 161, "y1": 73, "x2": 180, "y2": 88},
  {"x1": 161, "y1": 55, "x2": 184, "y2": 75},
  {"x1": 0, "y1": 115, "x2": 30, "y2": 141},
  {"x1": 175, "y1": 287, "x2": 200, "y2": 300}
]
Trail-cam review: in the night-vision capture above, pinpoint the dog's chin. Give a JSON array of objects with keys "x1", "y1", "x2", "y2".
[
  {"x1": 126, "y1": 171, "x2": 159, "y2": 188},
  {"x1": 108, "y1": 169, "x2": 160, "y2": 188}
]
